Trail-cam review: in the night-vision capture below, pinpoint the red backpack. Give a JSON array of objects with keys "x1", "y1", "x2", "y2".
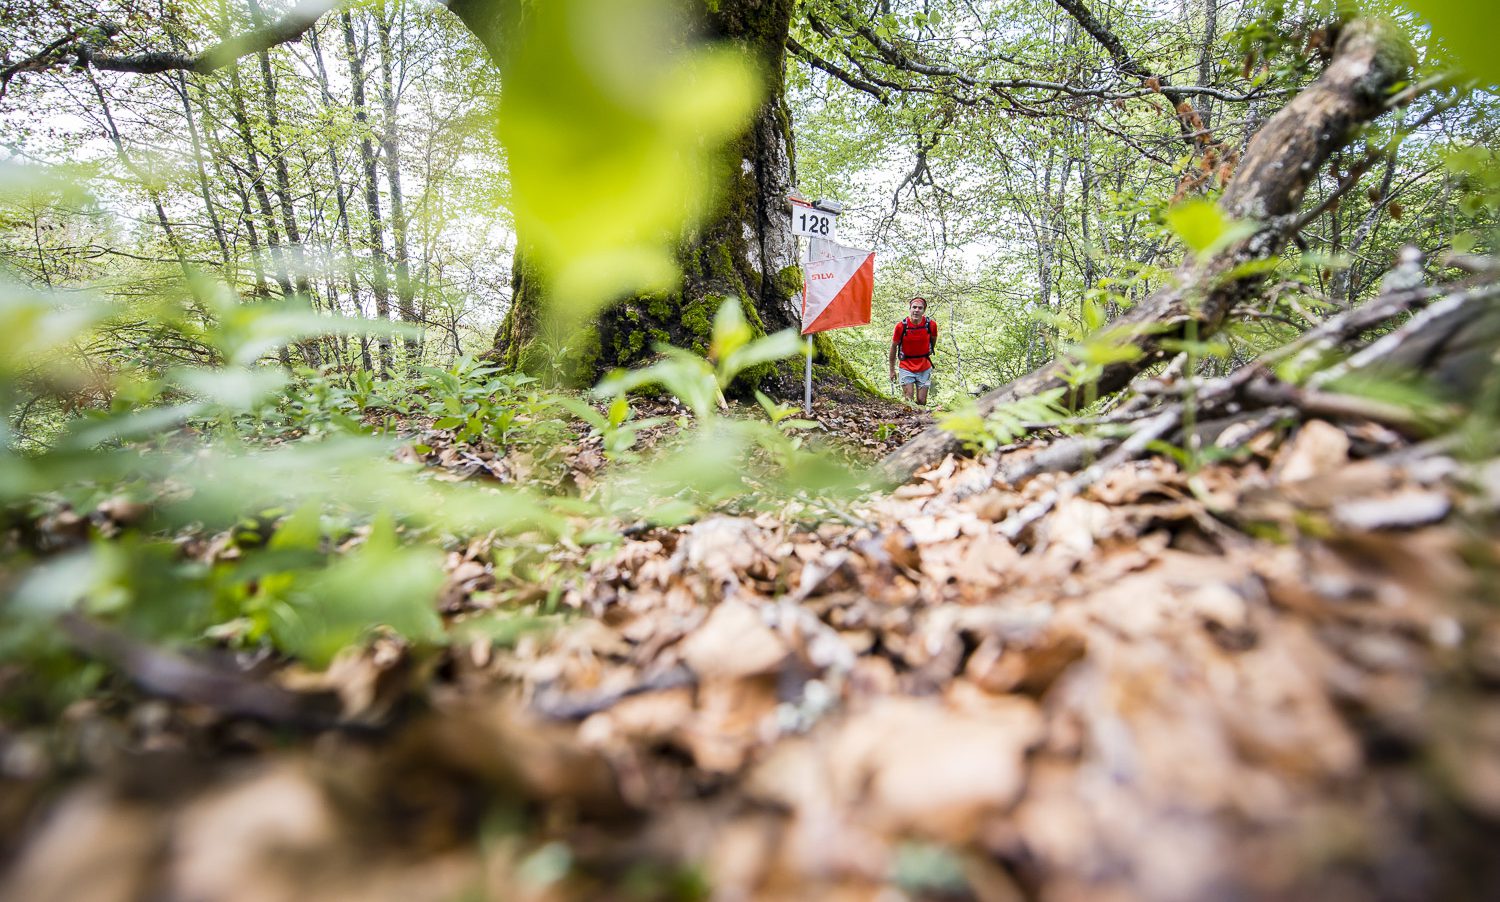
[{"x1": 898, "y1": 318, "x2": 935, "y2": 363}]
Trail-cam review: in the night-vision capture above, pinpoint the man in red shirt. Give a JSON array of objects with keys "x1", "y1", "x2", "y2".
[{"x1": 888, "y1": 296, "x2": 937, "y2": 406}]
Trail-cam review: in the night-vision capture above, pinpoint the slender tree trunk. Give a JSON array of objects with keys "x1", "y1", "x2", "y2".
[
  {"x1": 249, "y1": 4, "x2": 310, "y2": 301},
  {"x1": 308, "y1": 25, "x2": 371, "y2": 371},
  {"x1": 1079, "y1": 120, "x2": 1097, "y2": 294},
  {"x1": 82, "y1": 66, "x2": 190, "y2": 273},
  {"x1": 1028, "y1": 143, "x2": 1057, "y2": 371},
  {"x1": 225, "y1": 63, "x2": 294, "y2": 367},
  {"x1": 375, "y1": 0, "x2": 420, "y2": 368},
  {"x1": 1198, "y1": 0, "x2": 1219, "y2": 130},
  {"x1": 172, "y1": 69, "x2": 232, "y2": 268},
  {"x1": 218, "y1": 0, "x2": 295, "y2": 325},
  {"x1": 245, "y1": 0, "x2": 319, "y2": 367},
  {"x1": 196, "y1": 86, "x2": 266, "y2": 292},
  {"x1": 226, "y1": 167, "x2": 268, "y2": 294},
  {"x1": 342, "y1": 8, "x2": 394, "y2": 376},
  {"x1": 1332, "y1": 149, "x2": 1400, "y2": 304}
]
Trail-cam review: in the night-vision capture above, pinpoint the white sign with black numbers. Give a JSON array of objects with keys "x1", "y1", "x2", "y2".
[{"x1": 791, "y1": 203, "x2": 837, "y2": 242}]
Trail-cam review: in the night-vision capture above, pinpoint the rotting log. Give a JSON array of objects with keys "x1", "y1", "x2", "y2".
[{"x1": 882, "y1": 18, "x2": 1413, "y2": 484}]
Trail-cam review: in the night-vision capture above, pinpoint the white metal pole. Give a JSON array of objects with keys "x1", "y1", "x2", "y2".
[
  {"x1": 805, "y1": 335, "x2": 813, "y2": 415},
  {"x1": 801, "y1": 236, "x2": 813, "y2": 415}
]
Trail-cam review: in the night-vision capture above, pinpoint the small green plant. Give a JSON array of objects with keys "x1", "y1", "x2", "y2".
[
  {"x1": 589, "y1": 299, "x2": 862, "y2": 524},
  {"x1": 754, "y1": 390, "x2": 817, "y2": 436},
  {"x1": 938, "y1": 388, "x2": 1069, "y2": 454},
  {"x1": 556, "y1": 395, "x2": 665, "y2": 462},
  {"x1": 423, "y1": 358, "x2": 574, "y2": 455}
]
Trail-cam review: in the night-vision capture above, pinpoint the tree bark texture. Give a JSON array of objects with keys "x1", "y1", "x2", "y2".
[{"x1": 883, "y1": 19, "x2": 1412, "y2": 483}]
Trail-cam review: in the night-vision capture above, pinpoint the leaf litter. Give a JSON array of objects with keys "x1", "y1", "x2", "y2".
[{"x1": 3, "y1": 399, "x2": 1500, "y2": 902}]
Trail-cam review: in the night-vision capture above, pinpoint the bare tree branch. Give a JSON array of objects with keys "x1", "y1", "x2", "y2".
[
  {"x1": 1, "y1": 0, "x2": 337, "y2": 91},
  {"x1": 787, "y1": 34, "x2": 888, "y2": 103}
]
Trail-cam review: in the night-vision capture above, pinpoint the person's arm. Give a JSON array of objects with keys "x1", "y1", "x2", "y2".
[{"x1": 888, "y1": 338, "x2": 899, "y2": 380}]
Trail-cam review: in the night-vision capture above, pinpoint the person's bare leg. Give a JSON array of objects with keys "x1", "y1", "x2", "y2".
[
  {"x1": 902, "y1": 382, "x2": 914, "y2": 402},
  {"x1": 916, "y1": 385, "x2": 929, "y2": 406}
]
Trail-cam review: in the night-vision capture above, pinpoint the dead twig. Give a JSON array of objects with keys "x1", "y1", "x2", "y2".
[
  {"x1": 58, "y1": 612, "x2": 355, "y2": 731},
  {"x1": 999, "y1": 406, "x2": 1183, "y2": 541},
  {"x1": 1243, "y1": 379, "x2": 1453, "y2": 436},
  {"x1": 531, "y1": 665, "x2": 695, "y2": 721}
]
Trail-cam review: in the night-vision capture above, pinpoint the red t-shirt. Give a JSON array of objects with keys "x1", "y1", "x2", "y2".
[{"x1": 892, "y1": 317, "x2": 936, "y2": 372}]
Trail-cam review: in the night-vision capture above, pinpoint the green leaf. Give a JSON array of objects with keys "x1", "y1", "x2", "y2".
[
  {"x1": 61, "y1": 403, "x2": 203, "y2": 450},
  {"x1": 607, "y1": 397, "x2": 631, "y2": 428},
  {"x1": 274, "y1": 513, "x2": 445, "y2": 668},
  {"x1": 753, "y1": 389, "x2": 785, "y2": 422},
  {"x1": 596, "y1": 350, "x2": 718, "y2": 419},
  {"x1": 0, "y1": 281, "x2": 114, "y2": 377},
  {"x1": 268, "y1": 504, "x2": 323, "y2": 552},
  {"x1": 556, "y1": 397, "x2": 609, "y2": 431},
  {"x1": 720, "y1": 328, "x2": 803, "y2": 386},
  {"x1": 174, "y1": 366, "x2": 289, "y2": 411},
  {"x1": 216, "y1": 302, "x2": 417, "y2": 367},
  {"x1": 494, "y1": 0, "x2": 760, "y2": 316},
  {"x1": 710, "y1": 298, "x2": 754, "y2": 363},
  {"x1": 1164, "y1": 199, "x2": 1257, "y2": 257},
  {"x1": 1407, "y1": 0, "x2": 1498, "y2": 85},
  {"x1": 1082, "y1": 295, "x2": 1107, "y2": 333}
]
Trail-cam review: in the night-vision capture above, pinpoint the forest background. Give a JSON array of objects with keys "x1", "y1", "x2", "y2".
[
  {"x1": 6, "y1": 0, "x2": 1492, "y2": 412},
  {"x1": 2, "y1": 0, "x2": 1500, "y2": 897}
]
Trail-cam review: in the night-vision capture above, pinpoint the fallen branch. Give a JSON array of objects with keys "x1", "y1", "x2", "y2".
[
  {"x1": 531, "y1": 665, "x2": 696, "y2": 721},
  {"x1": 58, "y1": 612, "x2": 360, "y2": 731},
  {"x1": 1243, "y1": 379, "x2": 1454, "y2": 436},
  {"x1": 883, "y1": 19, "x2": 1412, "y2": 484},
  {"x1": 997, "y1": 436, "x2": 1116, "y2": 489},
  {"x1": 999, "y1": 407, "x2": 1183, "y2": 541},
  {"x1": 1307, "y1": 278, "x2": 1500, "y2": 388}
]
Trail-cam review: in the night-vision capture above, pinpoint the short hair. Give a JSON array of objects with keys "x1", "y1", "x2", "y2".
[{"x1": 909, "y1": 296, "x2": 927, "y2": 309}]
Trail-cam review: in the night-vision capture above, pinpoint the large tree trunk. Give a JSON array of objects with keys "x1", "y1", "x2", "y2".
[
  {"x1": 453, "y1": 0, "x2": 856, "y2": 390},
  {"x1": 883, "y1": 18, "x2": 1413, "y2": 482}
]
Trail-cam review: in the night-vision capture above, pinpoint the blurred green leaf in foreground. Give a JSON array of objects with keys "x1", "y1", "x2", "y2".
[{"x1": 495, "y1": 0, "x2": 761, "y2": 318}]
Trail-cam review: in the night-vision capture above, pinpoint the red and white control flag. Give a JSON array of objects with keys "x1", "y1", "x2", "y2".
[{"x1": 800, "y1": 237, "x2": 874, "y2": 335}]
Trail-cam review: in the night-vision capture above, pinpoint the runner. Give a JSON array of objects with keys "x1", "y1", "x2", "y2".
[{"x1": 888, "y1": 296, "x2": 937, "y2": 406}]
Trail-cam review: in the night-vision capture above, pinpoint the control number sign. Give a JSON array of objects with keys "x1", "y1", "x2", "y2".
[{"x1": 791, "y1": 205, "x2": 837, "y2": 242}]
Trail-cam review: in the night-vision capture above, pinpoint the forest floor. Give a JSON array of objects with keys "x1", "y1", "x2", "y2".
[{"x1": 4, "y1": 385, "x2": 1500, "y2": 902}]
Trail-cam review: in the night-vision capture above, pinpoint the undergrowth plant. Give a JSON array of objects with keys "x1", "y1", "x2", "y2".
[
  {"x1": 1, "y1": 171, "x2": 857, "y2": 716},
  {"x1": 938, "y1": 389, "x2": 1069, "y2": 455}
]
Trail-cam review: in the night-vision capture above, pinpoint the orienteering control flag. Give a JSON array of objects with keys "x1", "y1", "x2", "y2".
[{"x1": 801, "y1": 238, "x2": 874, "y2": 335}]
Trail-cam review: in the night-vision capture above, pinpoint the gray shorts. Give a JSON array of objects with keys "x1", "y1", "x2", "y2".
[{"x1": 897, "y1": 368, "x2": 932, "y2": 387}]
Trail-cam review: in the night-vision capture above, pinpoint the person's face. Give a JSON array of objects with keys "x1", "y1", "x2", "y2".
[{"x1": 909, "y1": 299, "x2": 926, "y2": 318}]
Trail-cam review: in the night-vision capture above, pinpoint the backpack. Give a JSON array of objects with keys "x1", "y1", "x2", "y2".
[{"x1": 898, "y1": 318, "x2": 935, "y2": 363}]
